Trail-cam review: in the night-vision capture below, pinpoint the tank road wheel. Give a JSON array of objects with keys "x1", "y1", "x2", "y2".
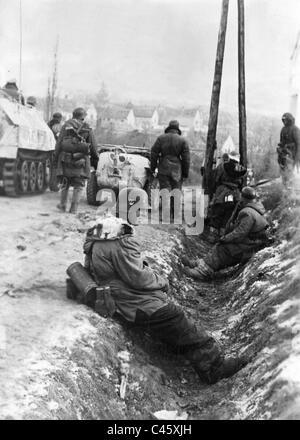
[
  {"x1": 86, "y1": 170, "x2": 99, "y2": 206},
  {"x1": 36, "y1": 162, "x2": 45, "y2": 192},
  {"x1": 29, "y1": 162, "x2": 37, "y2": 192},
  {"x1": 20, "y1": 160, "x2": 29, "y2": 193}
]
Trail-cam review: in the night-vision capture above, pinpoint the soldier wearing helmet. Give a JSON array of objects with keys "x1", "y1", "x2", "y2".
[
  {"x1": 2, "y1": 79, "x2": 25, "y2": 104},
  {"x1": 54, "y1": 107, "x2": 99, "y2": 214},
  {"x1": 183, "y1": 187, "x2": 270, "y2": 280},
  {"x1": 207, "y1": 151, "x2": 247, "y2": 235},
  {"x1": 48, "y1": 112, "x2": 63, "y2": 140},
  {"x1": 277, "y1": 112, "x2": 300, "y2": 186},
  {"x1": 26, "y1": 96, "x2": 37, "y2": 108}
]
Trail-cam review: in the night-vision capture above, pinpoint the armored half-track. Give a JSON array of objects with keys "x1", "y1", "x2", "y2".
[{"x1": 0, "y1": 94, "x2": 56, "y2": 196}]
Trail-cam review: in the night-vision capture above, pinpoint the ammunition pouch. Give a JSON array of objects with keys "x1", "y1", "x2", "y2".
[
  {"x1": 73, "y1": 158, "x2": 86, "y2": 168},
  {"x1": 248, "y1": 226, "x2": 269, "y2": 242},
  {"x1": 60, "y1": 151, "x2": 87, "y2": 168},
  {"x1": 61, "y1": 137, "x2": 90, "y2": 154},
  {"x1": 60, "y1": 151, "x2": 73, "y2": 164},
  {"x1": 66, "y1": 261, "x2": 116, "y2": 318}
]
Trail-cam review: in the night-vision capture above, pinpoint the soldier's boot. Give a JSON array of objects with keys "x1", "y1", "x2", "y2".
[
  {"x1": 181, "y1": 255, "x2": 198, "y2": 268},
  {"x1": 186, "y1": 345, "x2": 248, "y2": 385},
  {"x1": 69, "y1": 188, "x2": 82, "y2": 214},
  {"x1": 183, "y1": 259, "x2": 214, "y2": 280},
  {"x1": 196, "y1": 356, "x2": 248, "y2": 385},
  {"x1": 57, "y1": 188, "x2": 69, "y2": 212}
]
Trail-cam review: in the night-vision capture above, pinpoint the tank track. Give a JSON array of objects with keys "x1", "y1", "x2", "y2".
[
  {"x1": 2, "y1": 157, "x2": 51, "y2": 197},
  {"x1": 3, "y1": 160, "x2": 18, "y2": 197}
]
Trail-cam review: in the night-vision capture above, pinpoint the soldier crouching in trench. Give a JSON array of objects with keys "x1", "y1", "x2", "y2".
[
  {"x1": 183, "y1": 187, "x2": 270, "y2": 280},
  {"x1": 54, "y1": 107, "x2": 99, "y2": 214},
  {"x1": 78, "y1": 215, "x2": 246, "y2": 384}
]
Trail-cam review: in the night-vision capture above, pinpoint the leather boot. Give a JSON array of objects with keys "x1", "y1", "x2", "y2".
[
  {"x1": 196, "y1": 356, "x2": 248, "y2": 385},
  {"x1": 181, "y1": 256, "x2": 198, "y2": 268},
  {"x1": 183, "y1": 259, "x2": 214, "y2": 280},
  {"x1": 57, "y1": 187, "x2": 69, "y2": 212},
  {"x1": 186, "y1": 345, "x2": 248, "y2": 384},
  {"x1": 69, "y1": 188, "x2": 82, "y2": 214}
]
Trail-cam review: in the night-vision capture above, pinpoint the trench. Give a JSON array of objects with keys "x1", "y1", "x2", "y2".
[{"x1": 0, "y1": 185, "x2": 299, "y2": 420}]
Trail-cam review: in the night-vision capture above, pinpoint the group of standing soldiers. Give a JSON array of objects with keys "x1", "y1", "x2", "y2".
[
  {"x1": 58, "y1": 110, "x2": 298, "y2": 386},
  {"x1": 49, "y1": 108, "x2": 298, "y2": 277}
]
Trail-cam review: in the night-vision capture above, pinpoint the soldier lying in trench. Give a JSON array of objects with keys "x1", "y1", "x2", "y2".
[
  {"x1": 82, "y1": 215, "x2": 246, "y2": 384},
  {"x1": 183, "y1": 187, "x2": 270, "y2": 280}
]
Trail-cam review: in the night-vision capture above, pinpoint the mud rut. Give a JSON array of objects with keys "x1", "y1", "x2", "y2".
[{"x1": 0, "y1": 189, "x2": 299, "y2": 420}]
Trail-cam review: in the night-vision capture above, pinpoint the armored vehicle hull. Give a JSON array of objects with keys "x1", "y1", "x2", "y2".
[{"x1": 0, "y1": 96, "x2": 56, "y2": 196}]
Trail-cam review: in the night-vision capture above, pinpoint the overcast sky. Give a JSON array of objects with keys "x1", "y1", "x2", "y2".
[{"x1": 0, "y1": 0, "x2": 299, "y2": 116}]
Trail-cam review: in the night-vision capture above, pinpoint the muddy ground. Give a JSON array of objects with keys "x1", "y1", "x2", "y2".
[{"x1": 0, "y1": 184, "x2": 299, "y2": 420}]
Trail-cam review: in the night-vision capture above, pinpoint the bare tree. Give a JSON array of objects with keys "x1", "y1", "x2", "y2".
[{"x1": 45, "y1": 37, "x2": 59, "y2": 121}]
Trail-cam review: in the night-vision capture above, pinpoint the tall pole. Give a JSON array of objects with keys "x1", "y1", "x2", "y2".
[
  {"x1": 204, "y1": 0, "x2": 230, "y2": 196},
  {"x1": 19, "y1": 0, "x2": 23, "y2": 90},
  {"x1": 238, "y1": 0, "x2": 247, "y2": 168}
]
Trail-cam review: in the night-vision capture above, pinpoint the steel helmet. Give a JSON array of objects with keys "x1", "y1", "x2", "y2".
[
  {"x1": 53, "y1": 112, "x2": 62, "y2": 120},
  {"x1": 73, "y1": 107, "x2": 87, "y2": 119},
  {"x1": 241, "y1": 186, "x2": 256, "y2": 200},
  {"x1": 27, "y1": 96, "x2": 37, "y2": 106}
]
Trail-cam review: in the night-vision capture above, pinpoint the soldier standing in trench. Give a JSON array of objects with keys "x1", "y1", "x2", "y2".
[
  {"x1": 54, "y1": 107, "x2": 99, "y2": 214},
  {"x1": 277, "y1": 112, "x2": 300, "y2": 187}
]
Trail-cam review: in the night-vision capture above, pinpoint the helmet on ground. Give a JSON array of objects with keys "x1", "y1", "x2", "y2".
[{"x1": 241, "y1": 186, "x2": 256, "y2": 200}]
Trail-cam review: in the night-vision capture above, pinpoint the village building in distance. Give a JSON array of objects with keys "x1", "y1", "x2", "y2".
[{"x1": 96, "y1": 103, "x2": 208, "y2": 141}]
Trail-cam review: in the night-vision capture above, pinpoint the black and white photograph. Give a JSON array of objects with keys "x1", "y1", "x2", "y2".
[{"x1": 0, "y1": 0, "x2": 300, "y2": 423}]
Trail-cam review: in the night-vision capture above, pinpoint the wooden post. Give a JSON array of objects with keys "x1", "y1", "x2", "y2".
[
  {"x1": 238, "y1": 0, "x2": 247, "y2": 168},
  {"x1": 204, "y1": 0, "x2": 230, "y2": 197}
]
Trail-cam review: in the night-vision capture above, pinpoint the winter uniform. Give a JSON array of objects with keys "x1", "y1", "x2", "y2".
[
  {"x1": 277, "y1": 113, "x2": 300, "y2": 186},
  {"x1": 48, "y1": 113, "x2": 63, "y2": 140},
  {"x1": 185, "y1": 196, "x2": 269, "y2": 279},
  {"x1": 83, "y1": 215, "x2": 246, "y2": 383},
  {"x1": 150, "y1": 120, "x2": 190, "y2": 191},
  {"x1": 54, "y1": 113, "x2": 99, "y2": 213},
  {"x1": 2, "y1": 80, "x2": 25, "y2": 105},
  {"x1": 208, "y1": 157, "x2": 247, "y2": 231}
]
